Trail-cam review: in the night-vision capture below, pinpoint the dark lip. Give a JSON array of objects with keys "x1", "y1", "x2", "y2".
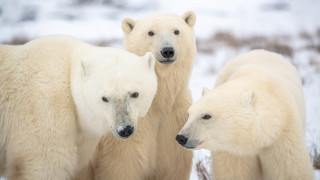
[
  {"x1": 116, "y1": 134, "x2": 134, "y2": 139},
  {"x1": 113, "y1": 130, "x2": 135, "y2": 139},
  {"x1": 158, "y1": 59, "x2": 175, "y2": 64},
  {"x1": 184, "y1": 146, "x2": 196, "y2": 149},
  {"x1": 183, "y1": 141, "x2": 202, "y2": 149}
]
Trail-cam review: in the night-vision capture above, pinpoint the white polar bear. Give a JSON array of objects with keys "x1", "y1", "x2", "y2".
[
  {"x1": 80, "y1": 11, "x2": 196, "y2": 180},
  {"x1": 0, "y1": 35, "x2": 157, "y2": 180},
  {"x1": 177, "y1": 50, "x2": 314, "y2": 180}
]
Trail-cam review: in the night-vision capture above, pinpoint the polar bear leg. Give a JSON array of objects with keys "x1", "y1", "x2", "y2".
[
  {"x1": 5, "y1": 96, "x2": 79, "y2": 180},
  {"x1": 6, "y1": 131, "x2": 78, "y2": 180},
  {"x1": 212, "y1": 151, "x2": 262, "y2": 180}
]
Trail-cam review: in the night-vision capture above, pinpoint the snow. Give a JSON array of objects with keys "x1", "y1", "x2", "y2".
[
  {"x1": 2, "y1": 0, "x2": 320, "y2": 42},
  {"x1": 1, "y1": 0, "x2": 320, "y2": 179}
]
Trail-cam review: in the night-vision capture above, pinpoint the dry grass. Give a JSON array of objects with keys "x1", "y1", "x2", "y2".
[
  {"x1": 2, "y1": 36, "x2": 30, "y2": 45},
  {"x1": 300, "y1": 30, "x2": 320, "y2": 53},
  {"x1": 313, "y1": 148, "x2": 320, "y2": 169},
  {"x1": 91, "y1": 38, "x2": 121, "y2": 47},
  {"x1": 308, "y1": 56, "x2": 320, "y2": 73},
  {"x1": 307, "y1": 129, "x2": 320, "y2": 170},
  {"x1": 196, "y1": 161, "x2": 210, "y2": 180},
  {"x1": 1, "y1": 36, "x2": 121, "y2": 47},
  {"x1": 197, "y1": 32, "x2": 293, "y2": 57},
  {"x1": 72, "y1": 0, "x2": 127, "y2": 9},
  {"x1": 196, "y1": 28, "x2": 320, "y2": 59},
  {"x1": 310, "y1": 144, "x2": 320, "y2": 170}
]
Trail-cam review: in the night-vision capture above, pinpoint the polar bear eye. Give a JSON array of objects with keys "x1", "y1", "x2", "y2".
[
  {"x1": 202, "y1": 114, "x2": 212, "y2": 120},
  {"x1": 174, "y1": 30, "x2": 179, "y2": 35},
  {"x1": 131, "y1": 92, "x2": 139, "y2": 98},
  {"x1": 148, "y1": 31, "x2": 155, "y2": 36},
  {"x1": 102, "y1": 97, "x2": 109, "y2": 102}
]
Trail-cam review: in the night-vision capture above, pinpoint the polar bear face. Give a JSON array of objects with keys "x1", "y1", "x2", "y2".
[
  {"x1": 72, "y1": 50, "x2": 157, "y2": 139},
  {"x1": 176, "y1": 86, "x2": 262, "y2": 155},
  {"x1": 121, "y1": 11, "x2": 196, "y2": 67}
]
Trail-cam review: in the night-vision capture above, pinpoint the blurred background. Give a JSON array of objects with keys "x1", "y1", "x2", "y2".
[{"x1": 0, "y1": 0, "x2": 319, "y2": 179}]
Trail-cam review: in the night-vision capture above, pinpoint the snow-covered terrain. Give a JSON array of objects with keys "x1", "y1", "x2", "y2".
[{"x1": 1, "y1": 0, "x2": 319, "y2": 179}]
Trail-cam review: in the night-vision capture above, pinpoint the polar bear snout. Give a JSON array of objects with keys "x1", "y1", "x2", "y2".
[
  {"x1": 176, "y1": 134, "x2": 188, "y2": 145},
  {"x1": 176, "y1": 133, "x2": 202, "y2": 150},
  {"x1": 161, "y1": 47, "x2": 175, "y2": 58},
  {"x1": 158, "y1": 47, "x2": 177, "y2": 64},
  {"x1": 117, "y1": 125, "x2": 134, "y2": 138}
]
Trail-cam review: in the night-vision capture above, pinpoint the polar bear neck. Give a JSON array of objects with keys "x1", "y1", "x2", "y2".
[
  {"x1": 76, "y1": 130, "x2": 101, "y2": 169},
  {"x1": 69, "y1": 46, "x2": 107, "y2": 138},
  {"x1": 152, "y1": 48, "x2": 195, "y2": 109},
  {"x1": 69, "y1": 47, "x2": 108, "y2": 169},
  {"x1": 155, "y1": 71, "x2": 191, "y2": 114}
]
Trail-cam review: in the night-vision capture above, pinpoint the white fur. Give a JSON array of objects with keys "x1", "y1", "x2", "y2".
[
  {"x1": 80, "y1": 11, "x2": 196, "y2": 180},
  {"x1": 0, "y1": 35, "x2": 157, "y2": 180},
  {"x1": 70, "y1": 47, "x2": 157, "y2": 138},
  {"x1": 178, "y1": 50, "x2": 314, "y2": 180}
]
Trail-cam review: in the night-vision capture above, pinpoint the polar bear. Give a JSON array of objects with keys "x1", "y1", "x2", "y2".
[
  {"x1": 176, "y1": 50, "x2": 314, "y2": 180},
  {"x1": 77, "y1": 11, "x2": 196, "y2": 180},
  {"x1": 0, "y1": 35, "x2": 157, "y2": 180}
]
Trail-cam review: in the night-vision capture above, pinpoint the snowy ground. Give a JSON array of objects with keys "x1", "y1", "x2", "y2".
[{"x1": 1, "y1": 0, "x2": 320, "y2": 179}]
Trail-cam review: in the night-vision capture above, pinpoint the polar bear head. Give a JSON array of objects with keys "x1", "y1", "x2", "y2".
[
  {"x1": 121, "y1": 11, "x2": 196, "y2": 71},
  {"x1": 176, "y1": 84, "x2": 275, "y2": 155},
  {"x1": 71, "y1": 48, "x2": 157, "y2": 139}
]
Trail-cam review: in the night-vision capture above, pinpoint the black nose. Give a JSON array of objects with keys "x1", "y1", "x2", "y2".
[
  {"x1": 176, "y1": 135, "x2": 188, "y2": 145},
  {"x1": 118, "y1": 126, "x2": 134, "y2": 138},
  {"x1": 161, "y1": 47, "x2": 175, "y2": 58}
]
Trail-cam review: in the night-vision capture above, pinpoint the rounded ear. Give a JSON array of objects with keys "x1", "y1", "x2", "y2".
[
  {"x1": 80, "y1": 58, "x2": 92, "y2": 77},
  {"x1": 122, "y1": 18, "x2": 135, "y2": 35},
  {"x1": 202, "y1": 87, "x2": 210, "y2": 96},
  {"x1": 182, "y1": 11, "x2": 196, "y2": 27},
  {"x1": 143, "y1": 52, "x2": 155, "y2": 70},
  {"x1": 240, "y1": 90, "x2": 255, "y2": 107}
]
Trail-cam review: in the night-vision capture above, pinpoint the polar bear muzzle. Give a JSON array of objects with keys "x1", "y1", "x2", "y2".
[
  {"x1": 176, "y1": 134, "x2": 188, "y2": 145},
  {"x1": 158, "y1": 46, "x2": 177, "y2": 64},
  {"x1": 111, "y1": 99, "x2": 136, "y2": 139},
  {"x1": 117, "y1": 125, "x2": 134, "y2": 138},
  {"x1": 176, "y1": 134, "x2": 201, "y2": 149}
]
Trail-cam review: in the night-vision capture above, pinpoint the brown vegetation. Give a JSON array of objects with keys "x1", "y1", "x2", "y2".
[
  {"x1": 91, "y1": 38, "x2": 121, "y2": 47},
  {"x1": 2, "y1": 36, "x2": 30, "y2": 45},
  {"x1": 196, "y1": 161, "x2": 210, "y2": 180},
  {"x1": 300, "y1": 30, "x2": 320, "y2": 53},
  {"x1": 197, "y1": 31, "x2": 293, "y2": 57},
  {"x1": 313, "y1": 148, "x2": 320, "y2": 169}
]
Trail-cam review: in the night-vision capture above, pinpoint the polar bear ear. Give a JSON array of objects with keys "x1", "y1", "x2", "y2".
[
  {"x1": 80, "y1": 58, "x2": 92, "y2": 77},
  {"x1": 143, "y1": 52, "x2": 155, "y2": 69},
  {"x1": 182, "y1": 11, "x2": 196, "y2": 27},
  {"x1": 240, "y1": 90, "x2": 255, "y2": 107},
  {"x1": 202, "y1": 87, "x2": 210, "y2": 96},
  {"x1": 122, "y1": 18, "x2": 135, "y2": 35}
]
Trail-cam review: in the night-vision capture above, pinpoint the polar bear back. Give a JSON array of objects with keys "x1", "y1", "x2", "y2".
[
  {"x1": 0, "y1": 36, "x2": 79, "y2": 178},
  {"x1": 215, "y1": 49, "x2": 305, "y2": 128}
]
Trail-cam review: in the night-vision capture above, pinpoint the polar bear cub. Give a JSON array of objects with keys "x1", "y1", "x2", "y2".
[
  {"x1": 177, "y1": 50, "x2": 314, "y2": 180},
  {"x1": 0, "y1": 35, "x2": 157, "y2": 180}
]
